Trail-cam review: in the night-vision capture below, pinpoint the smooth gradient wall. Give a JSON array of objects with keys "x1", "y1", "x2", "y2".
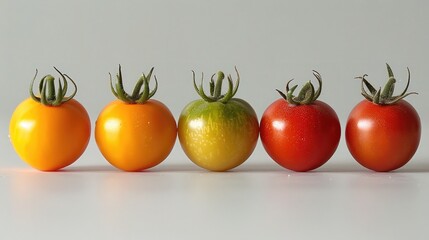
[{"x1": 1, "y1": 0, "x2": 428, "y2": 168}]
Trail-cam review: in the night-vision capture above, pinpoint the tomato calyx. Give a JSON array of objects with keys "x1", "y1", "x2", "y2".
[
  {"x1": 192, "y1": 67, "x2": 240, "y2": 104},
  {"x1": 355, "y1": 63, "x2": 417, "y2": 105},
  {"x1": 276, "y1": 70, "x2": 322, "y2": 105},
  {"x1": 110, "y1": 65, "x2": 158, "y2": 104},
  {"x1": 29, "y1": 67, "x2": 77, "y2": 106}
]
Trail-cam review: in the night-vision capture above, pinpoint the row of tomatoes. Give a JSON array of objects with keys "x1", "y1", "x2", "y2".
[{"x1": 9, "y1": 65, "x2": 421, "y2": 172}]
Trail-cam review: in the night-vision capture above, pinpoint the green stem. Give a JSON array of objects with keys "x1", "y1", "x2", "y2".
[
  {"x1": 46, "y1": 76, "x2": 56, "y2": 101},
  {"x1": 214, "y1": 71, "x2": 225, "y2": 98}
]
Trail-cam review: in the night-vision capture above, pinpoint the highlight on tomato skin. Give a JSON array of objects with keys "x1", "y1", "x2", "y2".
[
  {"x1": 178, "y1": 67, "x2": 259, "y2": 172},
  {"x1": 346, "y1": 64, "x2": 421, "y2": 172},
  {"x1": 9, "y1": 67, "x2": 91, "y2": 171},
  {"x1": 94, "y1": 65, "x2": 177, "y2": 172},
  {"x1": 260, "y1": 70, "x2": 341, "y2": 172}
]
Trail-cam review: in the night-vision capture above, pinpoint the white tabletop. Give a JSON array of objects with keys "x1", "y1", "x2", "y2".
[{"x1": 1, "y1": 158, "x2": 428, "y2": 240}]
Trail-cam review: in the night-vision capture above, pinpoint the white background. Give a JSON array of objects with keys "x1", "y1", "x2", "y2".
[{"x1": 1, "y1": 0, "x2": 428, "y2": 239}]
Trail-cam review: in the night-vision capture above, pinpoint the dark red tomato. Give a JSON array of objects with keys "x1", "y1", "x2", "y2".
[
  {"x1": 260, "y1": 71, "x2": 341, "y2": 172},
  {"x1": 346, "y1": 64, "x2": 421, "y2": 172},
  {"x1": 346, "y1": 100, "x2": 420, "y2": 172}
]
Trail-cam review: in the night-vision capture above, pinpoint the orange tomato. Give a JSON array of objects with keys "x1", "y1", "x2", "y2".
[
  {"x1": 95, "y1": 99, "x2": 177, "y2": 171},
  {"x1": 9, "y1": 98, "x2": 91, "y2": 171},
  {"x1": 95, "y1": 66, "x2": 177, "y2": 171}
]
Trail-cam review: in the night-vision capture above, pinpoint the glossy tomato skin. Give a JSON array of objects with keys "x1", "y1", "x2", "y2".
[
  {"x1": 95, "y1": 99, "x2": 177, "y2": 171},
  {"x1": 9, "y1": 98, "x2": 91, "y2": 171},
  {"x1": 346, "y1": 99, "x2": 421, "y2": 172},
  {"x1": 260, "y1": 99, "x2": 341, "y2": 172},
  {"x1": 178, "y1": 98, "x2": 259, "y2": 171}
]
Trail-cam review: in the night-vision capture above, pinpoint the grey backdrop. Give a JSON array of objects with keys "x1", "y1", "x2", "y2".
[{"x1": 1, "y1": 0, "x2": 428, "y2": 168}]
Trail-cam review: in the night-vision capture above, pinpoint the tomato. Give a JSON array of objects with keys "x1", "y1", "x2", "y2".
[
  {"x1": 260, "y1": 71, "x2": 341, "y2": 172},
  {"x1": 346, "y1": 64, "x2": 421, "y2": 171},
  {"x1": 9, "y1": 68, "x2": 91, "y2": 171},
  {"x1": 178, "y1": 68, "x2": 259, "y2": 171},
  {"x1": 95, "y1": 66, "x2": 176, "y2": 171},
  {"x1": 95, "y1": 100, "x2": 176, "y2": 171}
]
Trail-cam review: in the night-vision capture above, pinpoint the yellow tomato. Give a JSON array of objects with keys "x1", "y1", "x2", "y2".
[
  {"x1": 178, "y1": 68, "x2": 259, "y2": 171},
  {"x1": 10, "y1": 98, "x2": 91, "y2": 171},
  {"x1": 178, "y1": 99, "x2": 259, "y2": 171}
]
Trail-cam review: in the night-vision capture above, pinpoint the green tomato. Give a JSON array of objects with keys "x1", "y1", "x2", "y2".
[{"x1": 178, "y1": 69, "x2": 259, "y2": 171}]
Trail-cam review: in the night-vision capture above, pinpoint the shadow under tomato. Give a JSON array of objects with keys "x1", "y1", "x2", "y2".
[
  {"x1": 62, "y1": 162, "x2": 202, "y2": 173},
  {"x1": 43, "y1": 158, "x2": 429, "y2": 173},
  {"x1": 59, "y1": 161, "x2": 361, "y2": 173},
  {"x1": 316, "y1": 161, "x2": 367, "y2": 173},
  {"x1": 61, "y1": 165, "x2": 118, "y2": 172},
  {"x1": 234, "y1": 160, "x2": 363, "y2": 173},
  {"x1": 316, "y1": 158, "x2": 429, "y2": 173},
  {"x1": 61, "y1": 161, "x2": 283, "y2": 173}
]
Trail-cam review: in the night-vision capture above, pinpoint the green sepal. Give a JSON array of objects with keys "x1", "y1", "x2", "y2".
[
  {"x1": 356, "y1": 63, "x2": 417, "y2": 105},
  {"x1": 110, "y1": 65, "x2": 158, "y2": 104},
  {"x1": 29, "y1": 67, "x2": 77, "y2": 106},
  {"x1": 192, "y1": 67, "x2": 240, "y2": 104},
  {"x1": 277, "y1": 70, "x2": 323, "y2": 105}
]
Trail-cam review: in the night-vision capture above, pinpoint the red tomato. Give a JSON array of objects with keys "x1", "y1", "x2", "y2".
[
  {"x1": 260, "y1": 71, "x2": 341, "y2": 171},
  {"x1": 346, "y1": 100, "x2": 420, "y2": 171},
  {"x1": 261, "y1": 100, "x2": 340, "y2": 171},
  {"x1": 346, "y1": 64, "x2": 421, "y2": 171}
]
